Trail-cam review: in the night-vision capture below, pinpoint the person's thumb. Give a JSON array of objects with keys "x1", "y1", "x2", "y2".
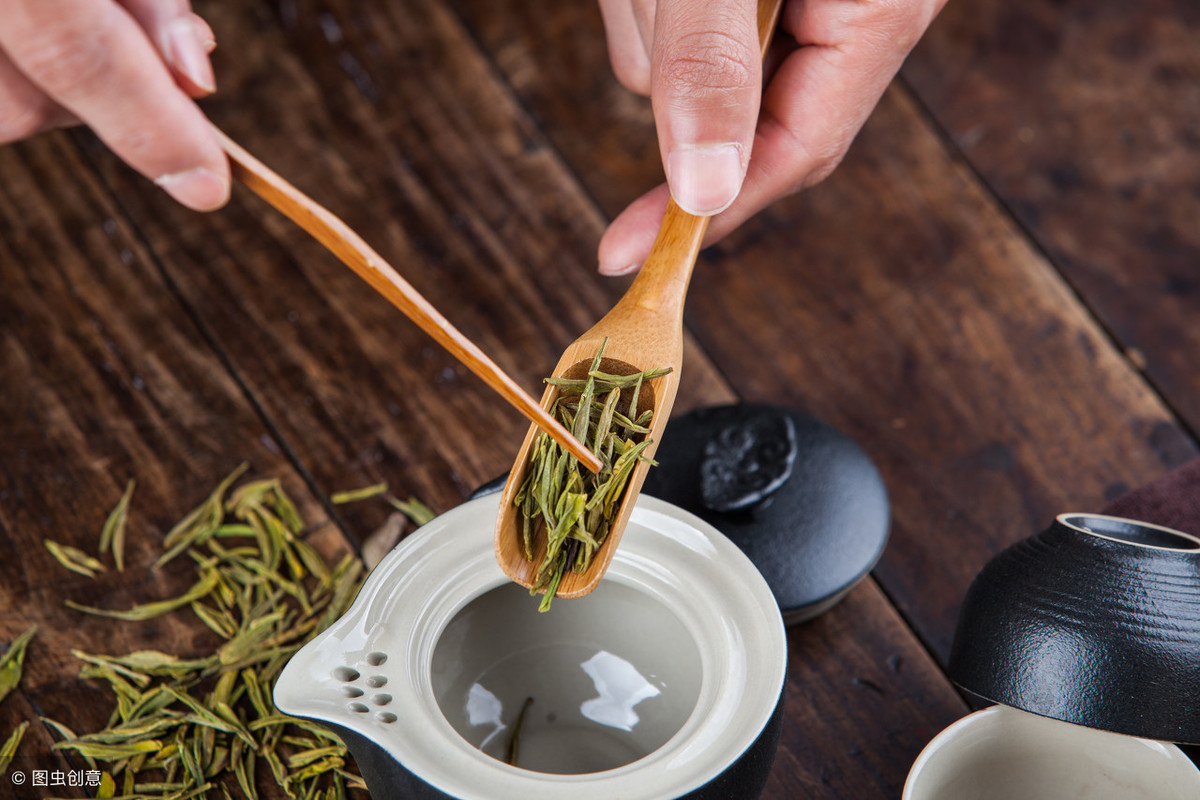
[{"x1": 652, "y1": 0, "x2": 761, "y2": 216}]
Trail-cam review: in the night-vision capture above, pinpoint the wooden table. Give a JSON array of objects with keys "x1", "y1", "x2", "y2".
[{"x1": 2, "y1": 1, "x2": 1197, "y2": 797}]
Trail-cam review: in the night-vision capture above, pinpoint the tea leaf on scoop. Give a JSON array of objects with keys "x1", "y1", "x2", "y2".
[
  {"x1": 515, "y1": 339, "x2": 670, "y2": 611},
  {"x1": 0, "y1": 625, "x2": 37, "y2": 705}
]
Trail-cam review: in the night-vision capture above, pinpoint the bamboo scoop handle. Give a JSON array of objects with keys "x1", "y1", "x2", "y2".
[{"x1": 214, "y1": 127, "x2": 603, "y2": 474}]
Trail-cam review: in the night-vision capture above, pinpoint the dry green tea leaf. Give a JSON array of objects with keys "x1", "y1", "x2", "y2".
[
  {"x1": 53, "y1": 738, "x2": 162, "y2": 759},
  {"x1": 156, "y1": 464, "x2": 249, "y2": 568},
  {"x1": 65, "y1": 571, "x2": 220, "y2": 621},
  {"x1": 287, "y1": 745, "x2": 344, "y2": 769},
  {"x1": 0, "y1": 721, "x2": 28, "y2": 776},
  {"x1": 49, "y1": 467, "x2": 391, "y2": 798},
  {"x1": 44, "y1": 540, "x2": 104, "y2": 578},
  {"x1": 505, "y1": 697, "x2": 533, "y2": 767},
  {"x1": 330, "y1": 483, "x2": 389, "y2": 505},
  {"x1": 0, "y1": 625, "x2": 36, "y2": 705},
  {"x1": 100, "y1": 479, "x2": 136, "y2": 571},
  {"x1": 77, "y1": 650, "x2": 215, "y2": 679},
  {"x1": 387, "y1": 496, "x2": 435, "y2": 526}
]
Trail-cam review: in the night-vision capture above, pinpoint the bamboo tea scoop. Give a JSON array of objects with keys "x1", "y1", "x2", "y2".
[
  {"x1": 214, "y1": 128, "x2": 602, "y2": 474},
  {"x1": 494, "y1": 0, "x2": 785, "y2": 598}
]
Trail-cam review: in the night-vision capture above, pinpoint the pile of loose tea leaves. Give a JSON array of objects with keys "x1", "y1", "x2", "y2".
[
  {"x1": 37, "y1": 466, "x2": 431, "y2": 799},
  {"x1": 514, "y1": 340, "x2": 670, "y2": 611}
]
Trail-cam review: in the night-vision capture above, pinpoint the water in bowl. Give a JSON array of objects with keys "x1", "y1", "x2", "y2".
[{"x1": 431, "y1": 580, "x2": 702, "y2": 774}]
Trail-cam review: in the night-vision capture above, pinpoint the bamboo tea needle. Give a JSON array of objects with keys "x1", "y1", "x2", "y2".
[{"x1": 214, "y1": 127, "x2": 602, "y2": 474}]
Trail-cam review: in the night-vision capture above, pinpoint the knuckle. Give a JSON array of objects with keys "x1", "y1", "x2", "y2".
[
  {"x1": 657, "y1": 28, "x2": 756, "y2": 96},
  {"x1": 764, "y1": 115, "x2": 851, "y2": 192},
  {"x1": 14, "y1": 17, "x2": 115, "y2": 99},
  {"x1": 859, "y1": 0, "x2": 934, "y2": 53},
  {"x1": 803, "y1": 152, "x2": 845, "y2": 188},
  {"x1": 801, "y1": 132, "x2": 852, "y2": 187}
]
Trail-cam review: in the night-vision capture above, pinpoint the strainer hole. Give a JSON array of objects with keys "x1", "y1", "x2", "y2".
[
  {"x1": 332, "y1": 667, "x2": 360, "y2": 682},
  {"x1": 366, "y1": 652, "x2": 388, "y2": 666},
  {"x1": 377, "y1": 712, "x2": 397, "y2": 724},
  {"x1": 341, "y1": 686, "x2": 364, "y2": 698},
  {"x1": 348, "y1": 702, "x2": 369, "y2": 713},
  {"x1": 367, "y1": 675, "x2": 387, "y2": 688},
  {"x1": 372, "y1": 694, "x2": 392, "y2": 706}
]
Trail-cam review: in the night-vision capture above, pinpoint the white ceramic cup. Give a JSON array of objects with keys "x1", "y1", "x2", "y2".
[{"x1": 903, "y1": 705, "x2": 1200, "y2": 800}]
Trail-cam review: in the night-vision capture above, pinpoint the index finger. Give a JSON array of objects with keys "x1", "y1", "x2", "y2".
[{"x1": 0, "y1": 0, "x2": 229, "y2": 210}]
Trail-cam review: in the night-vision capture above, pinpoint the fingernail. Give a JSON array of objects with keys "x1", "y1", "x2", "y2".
[
  {"x1": 666, "y1": 143, "x2": 745, "y2": 216},
  {"x1": 598, "y1": 262, "x2": 641, "y2": 277},
  {"x1": 192, "y1": 14, "x2": 217, "y2": 53},
  {"x1": 155, "y1": 167, "x2": 230, "y2": 211},
  {"x1": 165, "y1": 17, "x2": 216, "y2": 93}
]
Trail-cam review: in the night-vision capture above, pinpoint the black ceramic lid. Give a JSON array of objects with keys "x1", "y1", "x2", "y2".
[
  {"x1": 641, "y1": 404, "x2": 890, "y2": 625},
  {"x1": 948, "y1": 513, "x2": 1200, "y2": 745}
]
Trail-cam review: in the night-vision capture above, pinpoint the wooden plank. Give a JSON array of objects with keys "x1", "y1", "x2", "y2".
[
  {"x1": 440, "y1": 0, "x2": 659, "y2": 221},
  {"x1": 83, "y1": 0, "x2": 734, "y2": 539},
  {"x1": 0, "y1": 133, "x2": 352, "y2": 798},
  {"x1": 690, "y1": 84, "x2": 1198, "y2": 659},
  {"x1": 441, "y1": 0, "x2": 1198, "y2": 662},
  {"x1": 61, "y1": 0, "x2": 970, "y2": 794},
  {"x1": 903, "y1": 0, "x2": 1200, "y2": 433},
  {"x1": 770, "y1": 583, "x2": 965, "y2": 797}
]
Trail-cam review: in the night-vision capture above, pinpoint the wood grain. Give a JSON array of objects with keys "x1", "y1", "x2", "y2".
[
  {"x1": 219, "y1": 126, "x2": 603, "y2": 474},
  {"x1": 0, "y1": 133, "x2": 353, "y2": 797},
  {"x1": 60, "y1": 0, "x2": 971, "y2": 795},
  {"x1": 5, "y1": 0, "x2": 1192, "y2": 796},
  {"x1": 689, "y1": 86, "x2": 1197, "y2": 659},
  {"x1": 87, "y1": 0, "x2": 739, "y2": 540},
  {"x1": 443, "y1": 0, "x2": 1197, "y2": 663},
  {"x1": 904, "y1": 0, "x2": 1200, "y2": 435}
]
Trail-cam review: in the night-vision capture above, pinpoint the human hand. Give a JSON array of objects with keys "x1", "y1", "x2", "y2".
[
  {"x1": 596, "y1": 0, "x2": 945, "y2": 274},
  {"x1": 0, "y1": 1, "x2": 229, "y2": 211}
]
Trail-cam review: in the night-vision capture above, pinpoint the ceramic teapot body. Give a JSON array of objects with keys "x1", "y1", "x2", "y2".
[{"x1": 275, "y1": 494, "x2": 787, "y2": 800}]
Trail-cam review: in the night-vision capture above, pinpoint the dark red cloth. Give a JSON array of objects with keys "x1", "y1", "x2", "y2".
[
  {"x1": 1101, "y1": 457, "x2": 1200, "y2": 763},
  {"x1": 1102, "y1": 458, "x2": 1200, "y2": 536}
]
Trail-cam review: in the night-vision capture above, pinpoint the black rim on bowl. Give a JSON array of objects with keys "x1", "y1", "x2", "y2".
[{"x1": 1057, "y1": 513, "x2": 1200, "y2": 552}]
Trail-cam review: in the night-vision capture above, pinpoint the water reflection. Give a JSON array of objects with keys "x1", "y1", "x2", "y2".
[
  {"x1": 580, "y1": 650, "x2": 661, "y2": 732},
  {"x1": 465, "y1": 682, "x2": 506, "y2": 749},
  {"x1": 466, "y1": 649, "x2": 662, "y2": 750}
]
